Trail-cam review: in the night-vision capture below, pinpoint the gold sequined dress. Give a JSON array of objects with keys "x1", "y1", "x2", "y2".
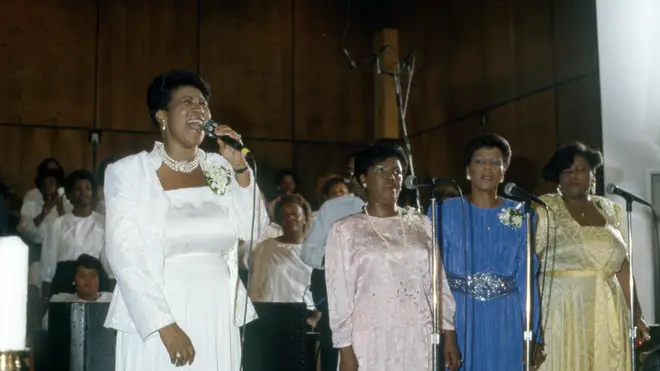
[{"x1": 535, "y1": 194, "x2": 631, "y2": 371}]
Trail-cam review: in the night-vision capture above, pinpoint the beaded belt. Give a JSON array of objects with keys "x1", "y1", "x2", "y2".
[{"x1": 447, "y1": 272, "x2": 517, "y2": 301}]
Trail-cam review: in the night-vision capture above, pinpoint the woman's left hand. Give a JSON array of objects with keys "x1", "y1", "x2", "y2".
[
  {"x1": 214, "y1": 124, "x2": 247, "y2": 169},
  {"x1": 637, "y1": 318, "x2": 651, "y2": 343},
  {"x1": 443, "y1": 330, "x2": 461, "y2": 371}
]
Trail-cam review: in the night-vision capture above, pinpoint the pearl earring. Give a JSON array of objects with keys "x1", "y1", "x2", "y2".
[
  {"x1": 161, "y1": 121, "x2": 167, "y2": 131},
  {"x1": 466, "y1": 174, "x2": 471, "y2": 180},
  {"x1": 362, "y1": 183, "x2": 367, "y2": 188}
]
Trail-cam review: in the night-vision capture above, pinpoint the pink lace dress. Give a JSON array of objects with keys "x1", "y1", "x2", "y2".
[{"x1": 324, "y1": 211, "x2": 456, "y2": 371}]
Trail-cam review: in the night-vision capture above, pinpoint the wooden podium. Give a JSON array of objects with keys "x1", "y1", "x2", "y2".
[{"x1": 46, "y1": 302, "x2": 115, "y2": 371}]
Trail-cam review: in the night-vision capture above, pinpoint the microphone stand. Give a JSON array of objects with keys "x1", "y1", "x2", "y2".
[
  {"x1": 375, "y1": 48, "x2": 420, "y2": 211},
  {"x1": 523, "y1": 200, "x2": 534, "y2": 371},
  {"x1": 429, "y1": 189, "x2": 441, "y2": 371},
  {"x1": 625, "y1": 199, "x2": 637, "y2": 371}
]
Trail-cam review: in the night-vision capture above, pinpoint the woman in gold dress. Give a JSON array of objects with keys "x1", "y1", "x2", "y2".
[{"x1": 535, "y1": 142, "x2": 649, "y2": 371}]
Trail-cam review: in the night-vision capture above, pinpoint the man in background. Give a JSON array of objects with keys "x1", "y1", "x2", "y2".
[{"x1": 301, "y1": 151, "x2": 365, "y2": 371}]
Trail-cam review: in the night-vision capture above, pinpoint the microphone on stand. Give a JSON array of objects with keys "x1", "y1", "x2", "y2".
[
  {"x1": 203, "y1": 120, "x2": 253, "y2": 158},
  {"x1": 375, "y1": 54, "x2": 383, "y2": 75},
  {"x1": 343, "y1": 48, "x2": 357, "y2": 69},
  {"x1": 606, "y1": 184, "x2": 653, "y2": 207},
  {"x1": 503, "y1": 183, "x2": 549, "y2": 207},
  {"x1": 404, "y1": 175, "x2": 453, "y2": 190}
]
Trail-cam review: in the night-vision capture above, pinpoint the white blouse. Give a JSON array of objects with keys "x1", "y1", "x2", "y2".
[
  {"x1": 40, "y1": 211, "x2": 111, "y2": 282},
  {"x1": 18, "y1": 188, "x2": 73, "y2": 244},
  {"x1": 249, "y1": 238, "x2": 315, "y2": 308}
]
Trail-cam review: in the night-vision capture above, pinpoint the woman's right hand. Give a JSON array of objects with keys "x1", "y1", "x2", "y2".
[
  {"x1": 41, "y1": 196, "x2": 58, "y2": 216},
  {"x1": 158, "y1": 323, "x2": 195, "y2": 367},
  {"x1": 339, "y1": 346, "x2": 359, "y2": 371}
]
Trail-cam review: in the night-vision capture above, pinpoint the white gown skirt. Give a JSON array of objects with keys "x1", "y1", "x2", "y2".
[{"x1": 115, "y1": 253, "x2": 241, "y2": 371}]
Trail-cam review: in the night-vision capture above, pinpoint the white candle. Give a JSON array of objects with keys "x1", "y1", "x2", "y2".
[{"x1": 0, "y1": 236, "x2": 28, "y2": 351}]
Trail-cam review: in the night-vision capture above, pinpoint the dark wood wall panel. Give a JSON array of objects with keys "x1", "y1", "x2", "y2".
[
  {"x1": 96, "y1": 0, "x2": 199, "y2": 131},
  {"x1": 400, "y1": 0, "x2": 601, "y2": 197},
  {"x1": 409, "y1": 116, "x2": 483, "y2": 186},
  {"x1": 514, "y1": 0, "x2": 554, "y2": 94},
  {"x1": 292, "y1": 0, "x2": 374, "y2": 143},
  {"x1": 96, "y1": 132, "x2": 161, "y2": 162},
  {"x1": 445, "y1": 0, "x2": 485, "y2": 123},
  {"x1": 0, "y1": 0, "x2": 602, "y2": 206},
  {"x1": 0, "y1": 127, "x2": 90, "y2": 194},
  {"x1": 199, "y1": 0, "x2": 294, "y2": 140},
  {"x1": 399, "y1": 0, "x2": 557, "y2": 135},
  {"x1": 487, "y1": 91, "x2": 558, "y2": 193},
  {"x1": 395, "y1": 1, "x2": 452, "y2": 135},
  {"x1": 0, "y1": 0, "x2": 97, "y2": 126},
  {"x1": 482, "y1": 0, "x2": 517, "y2": 106},
  {"x1": 552, "y1": 0, "x2": 599, "y2": 81},
  {"x1": 556, "y1": 75, "x2": 602, "y2": 148}
]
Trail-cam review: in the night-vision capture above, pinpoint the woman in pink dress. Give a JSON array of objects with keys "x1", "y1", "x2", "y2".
[{"x1": 325, "y1": 143, "x2": 461, "y2": 371}]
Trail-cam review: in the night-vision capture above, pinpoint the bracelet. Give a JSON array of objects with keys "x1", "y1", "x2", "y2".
[{"x1": 233, "y1": 166, "x2": 249, "y2": 174}]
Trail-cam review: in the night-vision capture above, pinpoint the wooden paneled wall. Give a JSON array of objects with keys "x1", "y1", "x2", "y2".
[
  {"x1": 0, "y1": 0, "x2": 601, "y2": 207},
  {"x1": 399, "y1": 0, "x2": 602, "y2": 195},
  {"x1": 0, "y1": 0, "x2": 373, "y2": 206}
]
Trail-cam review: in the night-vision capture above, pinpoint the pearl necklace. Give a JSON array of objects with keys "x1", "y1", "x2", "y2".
[
  {"x1": 363, "y1": 204, "x2": 407, "y2": 251},
  {"x1": 154, "y1": 142, "x2": 200, "y2": 173}
]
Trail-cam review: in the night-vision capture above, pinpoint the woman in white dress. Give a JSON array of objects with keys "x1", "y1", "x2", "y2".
[{"x1": 103, "y1": 70, "x2": 268, "y2": 370}]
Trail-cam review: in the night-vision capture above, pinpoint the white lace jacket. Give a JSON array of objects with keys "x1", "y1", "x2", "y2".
[{"x1": 102, "y1": 144, "x2": 268, "y2": 340}]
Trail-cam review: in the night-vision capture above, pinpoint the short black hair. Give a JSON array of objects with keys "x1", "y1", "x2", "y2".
[
  {"x1": 75, "y1": 254, "x2": 110, "y2": 292},
  {"x1": 275, "y1": 169, "x2": 301, "y2": 188},
  {"x1": 542, "y1": 142, "x2": 603, "y2": 182},
  {"x1": 64, "y1": 169, "x2": 97, "y2": 196},
  {"x1": 35, "y1": 168, "x2": 64, "y2": 190},
  {"x1": 353, "y1": 143, "x2": 409, "y2": 184},
  {"x1": 273, "y1": 194, "x2": 312, "y2": 226},
  {"x1": 36, "y1": 157, "x2": 64, "y2": 175},
  {"x1": 464, "y1": 133, "x2": 512, "y2": 167},
  {"x1": 146, "y1": 70, "x2": 211, "y2": 129},
  {"x1": 96, "y1": 157, "x2": 118, "y2": 188},
  {"x1": 322, "y1": 176, "x2": 348, "y2": 197}
]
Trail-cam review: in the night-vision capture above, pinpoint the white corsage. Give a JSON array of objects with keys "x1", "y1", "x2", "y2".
[
  {"x1": 497, "y1": 207, "x2": 524, "y2": 228},
  {"x1": 204, "y1": 161, "x2": 232, "y2": 196}
]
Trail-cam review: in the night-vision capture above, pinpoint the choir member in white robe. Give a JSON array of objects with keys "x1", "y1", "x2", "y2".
[
  {"x1": 42, "y1": 254, "x2": 113, "y2": 330},
  {"x1": 18, "y1": 168, "x2": 72, "y2": 245},
  {"x1": 249, "y1": 194, "x2": 320, "y2": 325},
  {"x1": 40, "y1": 169, "x2": 109, "y2": 299}
]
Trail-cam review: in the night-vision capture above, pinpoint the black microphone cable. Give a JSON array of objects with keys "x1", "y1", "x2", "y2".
[{"x1": 238, "y1": 157, "x2": 260, "y2": 371}]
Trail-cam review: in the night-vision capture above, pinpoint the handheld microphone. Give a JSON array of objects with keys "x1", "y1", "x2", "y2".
[
  {"x1": 203, "y1": 120, "x2": 252, "y2": 157},
  {"x1": 404, "y1": 175, "x2": 454, "y2": 190},
  {"x1": 503, "y1": 183, "x2": 548, "y2": 207},
  {"x1": 606, "y1": 184, "x2": 653, "y2": 207}
]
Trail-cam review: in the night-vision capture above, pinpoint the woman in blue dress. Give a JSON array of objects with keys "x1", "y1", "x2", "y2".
[{"x1": 429, "y1": 133, "x2": 543, "y2": 370}]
